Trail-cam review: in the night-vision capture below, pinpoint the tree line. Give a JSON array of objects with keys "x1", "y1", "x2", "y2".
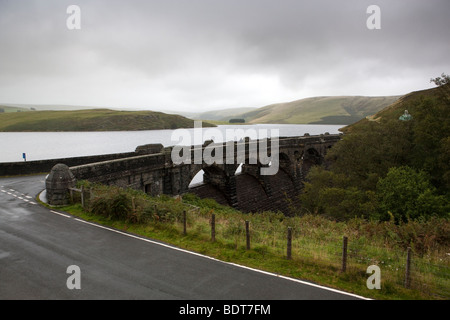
[{"x1": 299, "y1": 75, "x2": 450, "y2": 223}]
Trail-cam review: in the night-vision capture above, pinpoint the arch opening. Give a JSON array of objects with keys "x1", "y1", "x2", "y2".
[{"x1": 188, "y1": 169, "x2": 205, "y2": 188}]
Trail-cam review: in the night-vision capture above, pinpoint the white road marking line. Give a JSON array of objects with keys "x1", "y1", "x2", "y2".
[
  {"x1": 50, "y1": 210, "x2": 71, "y2": 218},
  {"x1": 25, "y1": 195, "x2": 32, "y2": 199},
  {"x1": 6, "y1": 187, "x2": 368, "y2": 299},
  {"x1": 72, "y1": 218, "x2": 371, "y2": 300}
]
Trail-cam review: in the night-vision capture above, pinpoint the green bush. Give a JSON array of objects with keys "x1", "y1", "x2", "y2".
[
  {"x1": 90, "y1": 196, "x2": 111, "y2": 217},
  {"x1": 89, "y1": 190, "x2": 132, "y2": 220},
  {"x1": 376, "y1": 166, "x2": 449, "y2": 222},
  {"x1": 109, "y1": 192, "x2": 131, "y2": 220}
]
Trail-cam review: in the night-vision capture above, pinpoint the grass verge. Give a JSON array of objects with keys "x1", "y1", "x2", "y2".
[{"x1": 50, "y1": 182, "x2": 449, "y2": 300}]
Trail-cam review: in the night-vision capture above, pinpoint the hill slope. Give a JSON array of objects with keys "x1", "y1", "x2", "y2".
[
  {"x1": 0, "y1": 105, "x2": 31, "y2": 113},
  {"x1": 0, "y1": 109, "x2": 215, "y2": 132},
  {"x1": 342, "y1": 85, "x2": 449, "y2": 133},
  {"x1": 189, "y1": 107, "x2": 257, "y2": 121},
  {"x1": 299, "y1": 82, "x2": 450, "y2": 223},
  {"x1": 237, "y1": 96, "x2": 401, "y2": 125}
]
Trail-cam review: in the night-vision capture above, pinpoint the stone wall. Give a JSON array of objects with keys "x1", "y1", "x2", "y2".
[
  {"x1": 0, "y1": 152, "x2": 136, "y2": 177},
  {"x1": 0, "y1": 143, "x2": 165, "y2": 177},
  {"x1": 70, "y1": 152, "x2": 168, "y2": 191}
]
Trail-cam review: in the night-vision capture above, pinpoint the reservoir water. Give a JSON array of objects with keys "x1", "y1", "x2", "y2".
[{"x1": 0, "y1": 124, "x2": 343, "y2": 163}]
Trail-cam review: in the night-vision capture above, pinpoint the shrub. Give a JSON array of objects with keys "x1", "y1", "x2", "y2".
[
  {"x1": 90, "y1": 196, "x2": 111, "y2": 217},
  {"x1": 376, "y1": 166, "x2": 449, "y2": 222},
  {"x1": 109, "y1": 192, "x2": 131, "y2": 220},
  {"x1": 89, "y1": 190, "x2": 131, "y2": 220}
]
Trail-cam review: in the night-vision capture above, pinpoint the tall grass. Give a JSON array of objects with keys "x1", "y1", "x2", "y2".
[{"x1": 66, "y1": 181, "x2": 449, "y2": 300}]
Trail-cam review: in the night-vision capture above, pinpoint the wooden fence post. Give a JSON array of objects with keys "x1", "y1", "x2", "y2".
[
  {"x1": 80, "y1": 185, "x2": 85, "y2": 209},
  {"x1": 183, "y1": 210, "x2": 187, "y2": 235},
  {"x1": 211, "y1": 213, "x2": 215, "y2": 242},
  {"x1": 341, "y1": 236, "x2": 348, "y2": 273},
  {"x1": 404, "y1": 247, "x2": 412, "y2": 288},
  {"x1": 287, "y1": 227, "x2": 292, "y2": 260},
  {"x1": 245, "y1": 220, "x2": 250, "y2": 250}
]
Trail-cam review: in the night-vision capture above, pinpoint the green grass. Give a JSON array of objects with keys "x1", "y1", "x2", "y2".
[
  {"x1": 53, "y1": 182, "x2": 449, "y2": 300},
  {"x1": 341, "y1": 85, "x2": 447, "y2": 133},
  {"x1": 0, "y1": 109, "x2": 215, "y2": 131},
  {"x1": 238, "y1": 96, "x2": 401, "y2": 125},
  {"x1": 198, "y1": 119, "x2": 248, "y2": 125},
  {"x1": 0, "y1": 105, "x2": 31, "y2": 113}
]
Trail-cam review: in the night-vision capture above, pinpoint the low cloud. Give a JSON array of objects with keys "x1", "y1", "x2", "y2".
[{"x1": 0, "y1": 0, "x2": 449, "y2": 112}]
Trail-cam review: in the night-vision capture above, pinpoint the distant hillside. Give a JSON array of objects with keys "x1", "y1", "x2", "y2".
[
  {"x1": 342, "y1": 85, "x2": 447, "y2": 133},
  {"x1": 236, "y1": 96, "x2": 401, "y2": 125},
  {"x1": 0, "y1": 103, "x2": 104, "y2": 112},
  {"x1": 0, "y1": 105, "x2": 31, "y2": 113},
  {"x1": 0, "y1": 109, "x2": 215, "y2": 132},
  {"x1": 189, "y1": 108, "x2": 256, "y2": 121}
]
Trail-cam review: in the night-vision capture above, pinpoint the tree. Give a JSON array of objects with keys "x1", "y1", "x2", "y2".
[
  {"x1": 300, "y1": 166, "x2": 377, "y2": 220},
  {"x1": 326, "y1": 119, "x2": 413, "y2": 190},
  {"x1": 376, "y1": 166, "x2": 449, "y2": 222},
  {"x1": 410, "y1": 95, "x2": 450, "y2": 191},
  {"x1": 430, "y1": 73, "x2": 450, "y2": 86},
  {"x1": 430, "y1": 73, "x2": 450, "y2": 104}
]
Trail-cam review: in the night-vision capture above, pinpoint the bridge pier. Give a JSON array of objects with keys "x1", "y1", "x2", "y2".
[
  {"x1": 203, "y1": 165, "x2": 239, "y2": 209},
  {"x1": 241, "y1": 163, "x2": 273, "y2": 197}
]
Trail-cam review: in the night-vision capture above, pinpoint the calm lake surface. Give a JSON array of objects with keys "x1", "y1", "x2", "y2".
[{"x1": 0, "y1": 124, "x2": 343, "y2": 163}]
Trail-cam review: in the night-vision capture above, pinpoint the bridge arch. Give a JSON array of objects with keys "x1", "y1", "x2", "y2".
[
  {"x1": 188, "y1": 168, "x2": 205, "y2": 188},
  {"x1": 278, "y1": 152, "x2": 291, "y2": 174},
  {"x1": 301, "y1": 147, "x2": 323, "y2": 176}
]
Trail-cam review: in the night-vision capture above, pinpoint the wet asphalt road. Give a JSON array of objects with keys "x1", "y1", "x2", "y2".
[{"x1": 0, "y1": 175, "x2": 366, "y2": 300}]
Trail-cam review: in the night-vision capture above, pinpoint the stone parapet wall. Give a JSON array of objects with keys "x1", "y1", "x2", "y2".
[{"x1": 0, "y1": 152, "x2": 137, "y2": 177}]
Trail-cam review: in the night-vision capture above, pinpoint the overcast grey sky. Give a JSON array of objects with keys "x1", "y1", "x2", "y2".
[{"x1": 0, "y1": 0, "x2": 449, "y2": 112}]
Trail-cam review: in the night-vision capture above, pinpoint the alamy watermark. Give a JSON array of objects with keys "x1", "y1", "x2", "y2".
[
  {"x1": 65, "y1": 5, "x2": 380, "y2": 31},
  {"x1": 66, "y1": 265, "x2": 81, "y2": 290},
  {"x1": 366, "y1": 265, "x2": 381, "y2": 289},
  {"x1": 171, "y1": 121, "x2": 280, "y2": 176},
  {"x1": 66, "y1": 5, "x2": 81, "y2": 30},
  {"x1": 367, "y1": 5, "x2": 381, "y2": 30}
]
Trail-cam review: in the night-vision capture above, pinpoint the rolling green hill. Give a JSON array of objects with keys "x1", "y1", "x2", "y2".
[
  {"x1": 0, "y1": 109, "x2": 215, "y2": 132},
  {"x1": 188, "y1": 107, "x2": 257, "y2": 121},
  {"x1": 236, "y1": 96, "x2": 401, "y2": 125},
  {"x1": 342, "y1": 85, "x2": 449, "y2": 133},
  {"x1": 0, "y1": 105, "x2": 31, "y2": 113}
]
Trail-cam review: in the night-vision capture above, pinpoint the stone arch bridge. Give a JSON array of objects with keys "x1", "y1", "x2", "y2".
[{"x1": 46, "y1": 133, "x2": 342, "y2": 213}]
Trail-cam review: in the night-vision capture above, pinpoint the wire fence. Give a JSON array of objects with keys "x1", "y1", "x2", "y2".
[{"x1": 69, "y1": 185, "x2": 450, "y2": 299}]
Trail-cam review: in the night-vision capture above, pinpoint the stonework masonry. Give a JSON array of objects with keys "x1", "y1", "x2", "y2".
[{"x1": 43, "y1": 135, "x2": 342, "y2": 213}]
